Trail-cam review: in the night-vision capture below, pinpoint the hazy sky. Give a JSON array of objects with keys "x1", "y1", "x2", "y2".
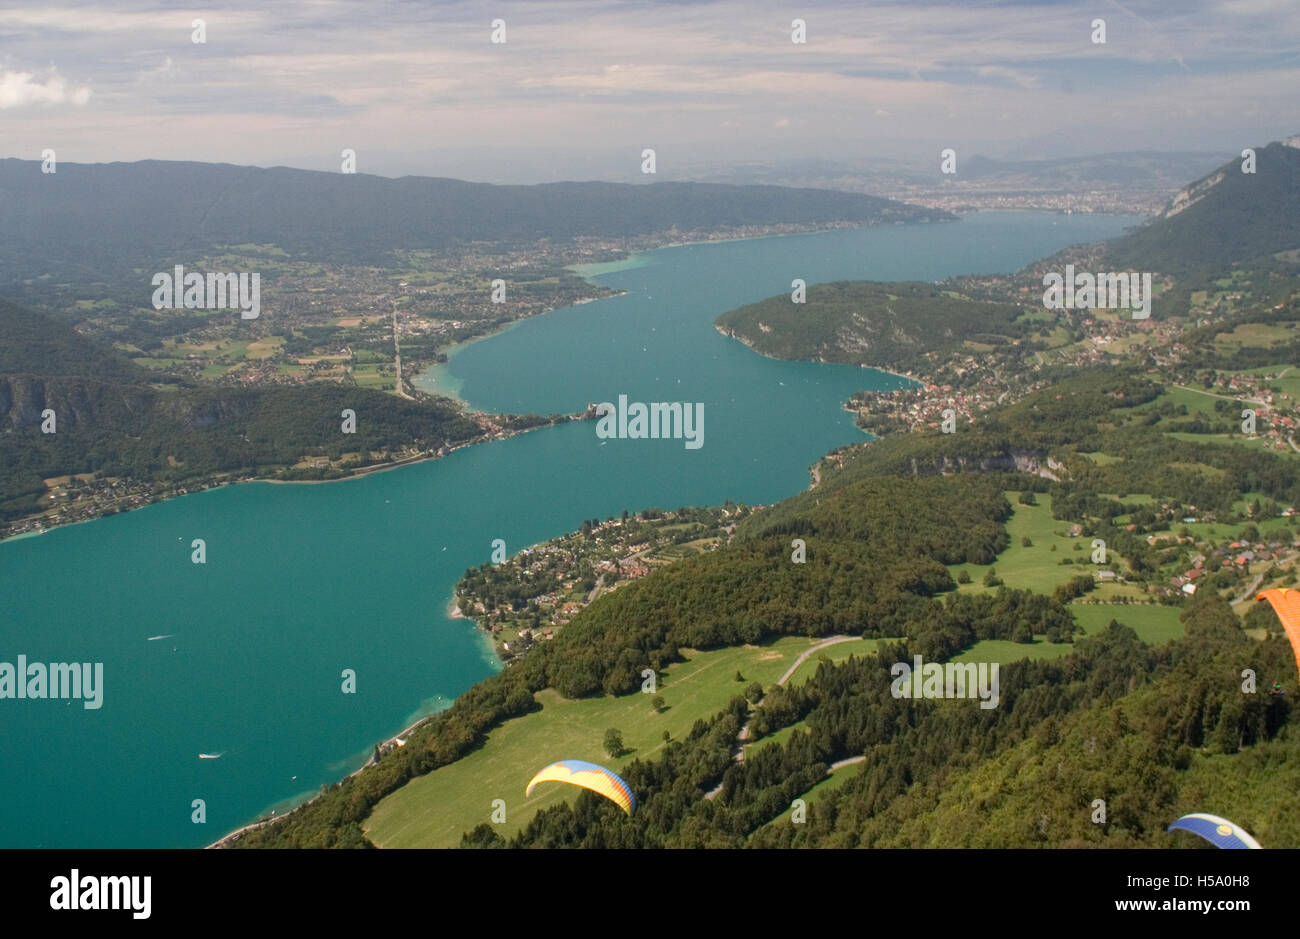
[{"x1": 2, "y1": 0, "x2": 1297, "y2": 181}]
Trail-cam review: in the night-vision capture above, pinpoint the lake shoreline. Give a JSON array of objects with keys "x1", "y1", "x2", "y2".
[
  {"x1": 713, "y1": 323, "x2": 922, "y2": 389},
  {"x1": 211, "y1": 592, "x2": 491, "y2": 849},
  {"x1": 425, "y1": 221, "x2": 912, "y2": 408},
  {"x1": 411, "y1": 291, "x2": 630, "y2": 409},
  {"x1": 203, "y1": 211, "x2": 1133, "y2": 848},
  {"x1": 207, "y1": 706, "x2": 450, "y2": 849},
  {"x1": 0, "y1": 411, "x2": 591, "y2": 543},
  {"x1": 7, "y1": 210, "x2": 1138, "y2": 847}
]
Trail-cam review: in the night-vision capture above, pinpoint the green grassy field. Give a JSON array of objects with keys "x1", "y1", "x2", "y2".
[
  {"x1": 1155, "y1": 385, "x2": 1222, "y2": 416},
  {"x1": 747, "y1": 720, "x2": 810, "y2": 754},
  {"x1": 785, "y1": 638, "x2": 883, "y2": 684},
  {"x1": 1215, "y1": 322, "x2": 1295, "y2": 354},
  {"x1": 245, "y1": 336, "x2": 284, "y2": 359},
  {"x1": 952, "y1": 638, "x2": 1075, "y2": 663},
  {"x1": 73, "y1": 297, "x2": 118, "y2": 311},
  {"x1": 798, "y1": 760, "x2": 862, "y2": 801},
  {"x1": 1080, "y1": 451, "x2": 1122, "y2": 465},
  {"x1": 950, "y1": 492, "x2": 1099, "y2": 595},
  {"x1": 1183, "y1": 511, "x2": 1295, "y2": 541},
  {"x1": 1068, "y1": 602, "x2": 1185, "y2": 644},
  {"x1": 363, "y1": 636, "x2": 872, "y2": 848},
  {"x1": 351, "y1": 364, "x2": 396, "y2": 389},
  {"x1": 199, "y1": 363, "x2": 239, "y2": 378}
]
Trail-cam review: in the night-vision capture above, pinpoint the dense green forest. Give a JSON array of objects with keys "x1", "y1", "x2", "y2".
[
  {"x1": 0, "y1": 299, "x2": 146, "y2": 382},
  {"x1": 715, "y1": 281, "x2": 1029, "y2": 372}
]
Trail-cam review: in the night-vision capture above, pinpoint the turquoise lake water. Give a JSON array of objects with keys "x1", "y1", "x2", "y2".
[{"x1": 0, "y1": 210, "x2": 1139, "y2": 847}]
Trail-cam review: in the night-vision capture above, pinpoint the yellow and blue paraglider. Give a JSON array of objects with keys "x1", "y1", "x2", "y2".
[
  {"x1": 1168, "y1": 813, "x2": 1262, "y2": 849},
  {"x1": 525, "y1": 760, "x2": 636, "y2": 815}
]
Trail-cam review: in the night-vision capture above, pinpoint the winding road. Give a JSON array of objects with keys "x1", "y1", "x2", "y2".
[
  {"x1": 704, "y1": 635, "x2": 861, "y2": 800},
  {"x1": 1171, "y1": 383, "x2": 1266, "y2": 407}
]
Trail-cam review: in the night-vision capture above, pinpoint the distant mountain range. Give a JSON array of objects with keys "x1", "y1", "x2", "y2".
[
  {"x1": 951, "y1": 151, "x2": 1231, "y2": 187},
  {"x1": 687, "y1": 150, "x2": 1233, "y2": 200},
  {"x1": 0, "y1": 159, "x2": 950, "y2": 285}
]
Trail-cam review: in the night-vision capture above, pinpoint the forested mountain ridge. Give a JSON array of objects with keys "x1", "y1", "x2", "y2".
[
  {"x1": 1104, "y1": 139, "x2": 1300, "y2": 277},
  {"x1": 714, "y1": 280, "x2": 1028, "y2": 372},
  {"x1": 0, "y1": 298, "x2": 146, "y2": 382},
  {"x1": 0, "y1": 373, "x2": 486, "y2": 522},
  {"x1": 0, "y1": 158, "x2": 952, "y2": 283}
]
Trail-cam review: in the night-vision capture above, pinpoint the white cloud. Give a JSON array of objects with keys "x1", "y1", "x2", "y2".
[
  {"x1": 135, "y1": 57, "x2": 177, "y2": 83},
  {"x1": 975, "y1": 65, "x2": 1040, "y2": 90},
  {"x1": 0, "y1": 70, "x2": 90, "y2": 108}
]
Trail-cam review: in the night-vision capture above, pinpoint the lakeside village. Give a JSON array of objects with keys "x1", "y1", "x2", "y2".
[
  {"x1": 848, "y1": 265, "x2": 1299, "y2": 455},
  {"x1": 454, "y1": 504, "x2": 752, "y2": 661}
]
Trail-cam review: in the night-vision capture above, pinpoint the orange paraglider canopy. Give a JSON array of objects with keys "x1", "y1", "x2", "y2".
[{"x1": 1255, "y1": 588, "x2": 1300, "y2": 680}]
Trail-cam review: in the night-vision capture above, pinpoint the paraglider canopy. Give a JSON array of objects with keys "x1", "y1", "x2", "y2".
[
  {"x1": 1255, "y1": 588, "x2": 1300, "y2": 681},
  {"x1": 526, "y1": 759, "x2": 636, "y2": 815},
  {"x1": 1167, "y1": 813, "x2": 1262, "y2": 849}
]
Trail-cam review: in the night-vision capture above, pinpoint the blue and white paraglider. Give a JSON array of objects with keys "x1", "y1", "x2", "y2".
[{"x1": 1167, "y1": 813, "x2": 1262, "y2": 849}]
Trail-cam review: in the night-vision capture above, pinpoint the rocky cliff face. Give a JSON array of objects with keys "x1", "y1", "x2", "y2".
[
  {"x1": 1164, "y1": 168, "x2": 1226, "y2": 219},
  {"x1": 0, "y1": 376, "x2": 257, "y2": 433},
  {"x1": 0, "y1": 376, "x2": 155, "y2": 432},
  {"x1": 907, "y1": 449, "x2": 1062, "y2": 481},
  {"x1": 152, "y1": 393, "x2": 252, "y2": 430}
]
